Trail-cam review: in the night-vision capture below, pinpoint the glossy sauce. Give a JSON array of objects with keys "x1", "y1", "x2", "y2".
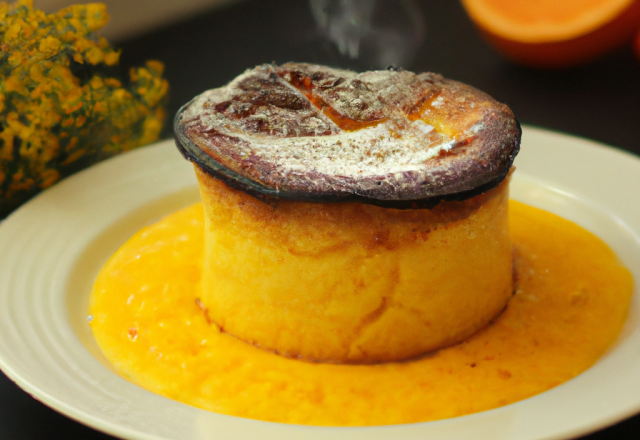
[{"x1": 89, "y1": 201, "x2": 632, "y2": 426}]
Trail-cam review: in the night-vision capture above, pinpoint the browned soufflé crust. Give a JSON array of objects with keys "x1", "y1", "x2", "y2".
[{"x1": 175, "y1": 63, "x2": 520, "y2": 207}]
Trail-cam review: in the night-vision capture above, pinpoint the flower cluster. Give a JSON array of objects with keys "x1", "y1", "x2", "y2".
[{"x1": 0, "y1": 0, "x2": 169, "y2": 217}]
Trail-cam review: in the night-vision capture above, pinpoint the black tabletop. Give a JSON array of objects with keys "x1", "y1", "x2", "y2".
[{"x1": 1, "y1": 0, "x2": 639, "y2": 438}]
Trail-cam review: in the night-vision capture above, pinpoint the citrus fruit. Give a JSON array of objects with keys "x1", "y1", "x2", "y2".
[{"x1": 461, "y1": 0, "x2": 640, "y2": 68}]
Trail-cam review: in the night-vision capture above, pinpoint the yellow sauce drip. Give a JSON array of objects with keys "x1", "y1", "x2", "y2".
[{"x1": 89, "y1": 201, "x2": 632, "y2": 426}]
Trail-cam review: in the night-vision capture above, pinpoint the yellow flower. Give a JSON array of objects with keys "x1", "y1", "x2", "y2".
[
  {"x1": 83, "y1": 45, "x2": 104, "y2": 64},
  {"x1": 39, "y1": 168, "x2": 60, "y2": 188},
  {"x1": 83, "y1": 3, "x2": 109, "y2": 32},
  {"x1": 103, "y1": 77, "x2": 121, "y2": 88},
  {"x1": 0, "y1": 0, "x2": 169, "y2": 218},
  {"x1": 38, "y1": 36, "x2": 61, "y2": 56}
]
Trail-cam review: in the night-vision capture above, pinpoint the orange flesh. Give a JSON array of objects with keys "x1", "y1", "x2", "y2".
[
  {"x1": 462, "y1": 0, "x2": 637, "y2": 43},
  {"x1": 481, "y1": 0, "x2": 626, "y2": 25},
  {"x1": 89, "y1": 201, "x2": 632, "y2": 426}
]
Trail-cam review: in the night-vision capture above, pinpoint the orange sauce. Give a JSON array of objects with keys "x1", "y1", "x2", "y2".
[{"x1": 89, "y1": 201, "x2": 632, "y2": 426}]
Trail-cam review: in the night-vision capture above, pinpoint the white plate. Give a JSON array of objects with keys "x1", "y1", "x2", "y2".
[{"x1": 0, "y1": 126, "x2": 639, "y2": 440}]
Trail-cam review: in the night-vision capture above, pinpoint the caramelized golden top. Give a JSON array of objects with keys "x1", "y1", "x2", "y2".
[{"x1": 175, "y1": 63, "x2": 520, "y2": 205}]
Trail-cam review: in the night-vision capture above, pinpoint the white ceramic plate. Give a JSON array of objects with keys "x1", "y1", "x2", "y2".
[{"x1": 0, "y1": 126, "x2": 639, "y2": 440}]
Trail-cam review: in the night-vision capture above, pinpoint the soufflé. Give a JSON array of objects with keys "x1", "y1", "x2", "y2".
[{"x1": 174, "y1": 63, "x2": 521, "y2": 364}]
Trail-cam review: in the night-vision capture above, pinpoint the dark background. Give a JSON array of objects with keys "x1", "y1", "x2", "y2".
[{"x1": 1, "y1": 0, "x2": 639, "y2": 438}]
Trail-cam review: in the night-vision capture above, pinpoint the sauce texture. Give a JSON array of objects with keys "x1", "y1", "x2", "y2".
[{"x1": 89, "y1": 201, "x2": 632, "y2": 426}]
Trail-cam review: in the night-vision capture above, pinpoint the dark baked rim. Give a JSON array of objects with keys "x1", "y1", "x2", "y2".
[{"x1": 174, "y1": 101, "x2": 521, "y2": 210}]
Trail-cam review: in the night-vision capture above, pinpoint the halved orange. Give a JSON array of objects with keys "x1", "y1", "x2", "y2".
[{"x1": 461, "y1": 0, "x2": 640, "y2": 68}]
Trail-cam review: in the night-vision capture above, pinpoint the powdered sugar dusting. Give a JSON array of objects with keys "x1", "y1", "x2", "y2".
[
  {"x1": 177, "y1": 63, "x2": 520, "y2": 200},
  {"x1": 182, "y1": 64, "x2": 462, "y2": 181}
]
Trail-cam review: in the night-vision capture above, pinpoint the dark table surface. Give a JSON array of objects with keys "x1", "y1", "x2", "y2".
[{"x1": 1, "y1": 0, "x2": 639, "y2": 438}]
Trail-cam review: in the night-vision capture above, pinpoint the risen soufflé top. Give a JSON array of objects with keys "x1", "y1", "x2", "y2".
[{"x1": 175, "y1": 63, "x2": 520, "y2": 206}]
